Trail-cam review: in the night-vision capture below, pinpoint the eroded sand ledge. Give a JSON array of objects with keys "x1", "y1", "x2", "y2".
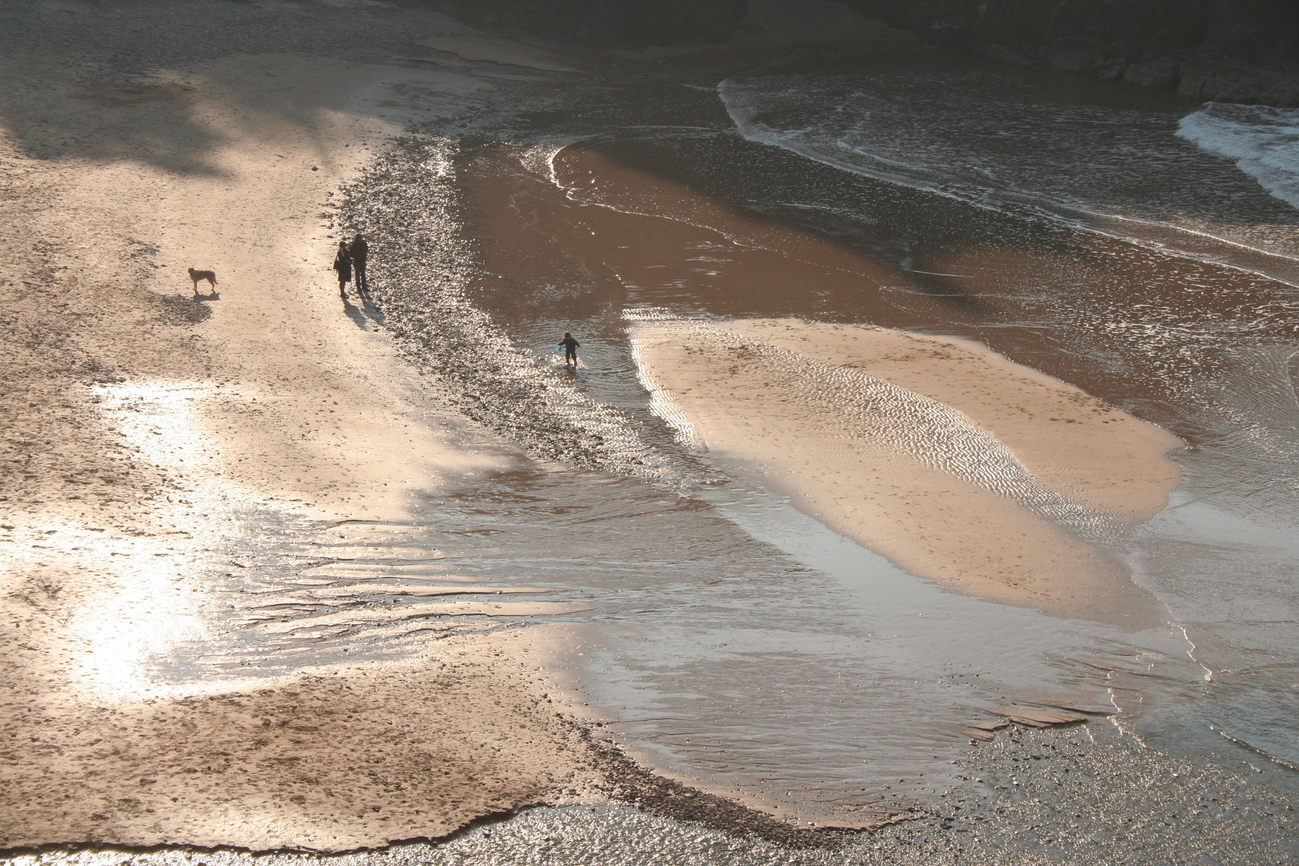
[{"x1": 633, "y1": 318, "x2": 1181, "y2": 629}]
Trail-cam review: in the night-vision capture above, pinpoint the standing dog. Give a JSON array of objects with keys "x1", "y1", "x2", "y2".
[{"x1": 188, "y1": 267, "x2": 218, "y2": 293}]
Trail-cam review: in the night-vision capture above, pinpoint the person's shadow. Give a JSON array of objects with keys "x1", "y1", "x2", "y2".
[
  {"x1": 343, "y1": 298, "x2": 370, "y2": 329},
  {"x1": 360, "y1": 292, "x2": 385, "y2": 326},
  {"x1": 342, "y1": 292, "x2": 385, "y2": 330}
]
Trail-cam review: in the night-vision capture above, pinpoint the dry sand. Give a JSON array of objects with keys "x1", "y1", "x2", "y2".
[
  {"x1": 0, "y1": 36, "x2": 608, "y2": 853},
  {"x1": 632, "y1": 318, "x2": 1181, "y2": 628}
]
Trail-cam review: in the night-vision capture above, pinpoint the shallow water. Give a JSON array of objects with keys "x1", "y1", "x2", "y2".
[
  {"x1": 703, "y1": 51, "x2": 1299, "y2": 787},
  {"x1": 53, "y1": 18, "x2": 1293, "y2": 849},
  {"x1": 296, "y1": 44, "x2": 1299, "y2": 822}
]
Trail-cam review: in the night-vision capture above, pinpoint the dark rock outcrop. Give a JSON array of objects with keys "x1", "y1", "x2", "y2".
[
  {"x1": 840, "y1": 0, "x2": 1299, "y2": 105},
  {"x1": 397, "y1": 0, "x2": 1297, "y2": 104},
  {"x1": 398, "y1": 0, "x2": 747, "y2": 47}
]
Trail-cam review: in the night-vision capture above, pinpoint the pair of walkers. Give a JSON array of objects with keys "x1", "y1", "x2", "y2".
[
  {"x1": 331, "y1": 235, "x2": 582, "y2": 371},
  {"x1": 333, "y1": 234, "x2": 369, "y2": 301}
]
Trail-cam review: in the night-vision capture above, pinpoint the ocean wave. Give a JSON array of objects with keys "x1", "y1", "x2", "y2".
[
  {"x1": 1178, "y1": 103, "x2": 1299, "y2": 211},
  {"x1": 718, "y1": 72, "x2": 1299, "y2": 279}
]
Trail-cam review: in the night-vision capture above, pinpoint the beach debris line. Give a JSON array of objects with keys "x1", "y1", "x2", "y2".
[{"x1": 335, "y1": 135, "x2": 717, "y2": 487}]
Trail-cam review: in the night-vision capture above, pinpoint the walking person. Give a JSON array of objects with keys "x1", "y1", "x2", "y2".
[
  {"x1": 348, "y1": 233, "x2": 369, "y2": 298},
  {"x1": 559, "y1": 332, "x2": 579, "y2": 367},
  {"x1": 333, "y1": 240, "x2": 352, "y2": 301}
]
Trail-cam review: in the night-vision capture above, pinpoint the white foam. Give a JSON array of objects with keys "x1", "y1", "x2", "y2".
[
  {"x1": 718, "y1": 76, "x2": 1299, "y2": 285},
  {"x1": 1178, "y1": 103, "x2": 1299, "y2": 212},
  {"x1": 717, "y1": 78, "x2": 977, "y2": 209}
]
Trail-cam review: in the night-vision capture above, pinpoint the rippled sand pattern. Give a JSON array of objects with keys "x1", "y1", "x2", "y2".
[{"x1": 634, "y1": 319, "x2": 1179, "y2": 627}]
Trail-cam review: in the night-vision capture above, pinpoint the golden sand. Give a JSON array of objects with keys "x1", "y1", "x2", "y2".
[{"x1": 633, "y1": 318, "x2": 1180, "y2": 628}]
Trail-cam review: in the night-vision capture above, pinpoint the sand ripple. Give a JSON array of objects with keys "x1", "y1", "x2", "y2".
[{"x1": 632, "y1": 318, "x2": 1180, "y2": 627}]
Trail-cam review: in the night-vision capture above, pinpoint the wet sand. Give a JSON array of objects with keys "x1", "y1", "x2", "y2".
[
  {"x1": 0, "y1": 0, "x2": 931, "y2": 851},
  {"x1": 537, "y1": 137, "x2": 1181, "y2": 626},
  {"x1": 633, "y1": 318, "x2": 1179, "y2": 626},
  {"x1": 1, "y1": 0, "x2": 1259, "y2": 860}
]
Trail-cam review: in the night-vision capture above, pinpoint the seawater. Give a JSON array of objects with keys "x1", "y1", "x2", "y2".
[
  {"x1": 1179, "y1": 102, "x2": 1299, "y2": 212},
  {"x1": 199, "y1": 46, "x2": 1299, "y2": 829},
  {"x1": 715, "y1": 56, "x2": 1299, "y2": 779}
]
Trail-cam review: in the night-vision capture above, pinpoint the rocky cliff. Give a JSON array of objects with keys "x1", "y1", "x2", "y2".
[
  {"x1": 840, "y1": 0, "x2": 1299, "y2": 106},
  {"x1": 401, "y1": 0, "x2": 1298, "y2": 105},
  {"x1": 399, "y1": 0, "x2": 747, "y2": 47}
]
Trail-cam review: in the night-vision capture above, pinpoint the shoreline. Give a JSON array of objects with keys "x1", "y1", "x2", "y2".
[
  {"x1": 1, "y1": 1, "x2": 925, "y2": 851},
  {"x1": 5, "y1": 2, "x2": 1295, "y2": 863}
]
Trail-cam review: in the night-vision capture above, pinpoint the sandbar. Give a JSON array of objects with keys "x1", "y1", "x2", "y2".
[{"x1": 633, "y1": 318, "x2": 1181, "y2": 628}]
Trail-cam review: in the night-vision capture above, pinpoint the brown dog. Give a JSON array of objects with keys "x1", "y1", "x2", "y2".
[{"x1": 188, "y1": 267, "x2": 217, "y2": 293}]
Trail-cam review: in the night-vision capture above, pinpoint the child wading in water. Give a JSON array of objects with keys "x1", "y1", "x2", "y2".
[{"x1": 559, "y1": 332, "x2": 579, "y2": 367}]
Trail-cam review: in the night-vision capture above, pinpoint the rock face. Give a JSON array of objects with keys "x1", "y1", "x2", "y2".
[
  {"x1": 400, "y1": 0, "x2": 1296, "y2": 104},
  {"x1": 841, "y1": 0, "x2": 1299, "y2": 106},
  {"x1": 400, "y1": 0, "x2": 747, "y2": 47}
]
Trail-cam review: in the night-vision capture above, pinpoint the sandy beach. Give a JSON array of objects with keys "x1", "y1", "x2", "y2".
[
  {"x1": 0, "y1": 8, "x2": 610, "y2": 851},
  {"x1": 3, "y1": 1, "x2": 1297, "y2": 864},
  {"x1": 0, "y1": 0, "x2": 922, "y2": 851},
  {"x1": 632, "y1": 318, "x2": 1180, "y2": 627}
]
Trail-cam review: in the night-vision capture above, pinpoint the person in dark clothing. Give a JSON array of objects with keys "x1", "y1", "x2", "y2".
[
  {"x1": 559, "y1": 332, "x2": 579, "y2": 366},
  {"x1": 333, "y1": 240, "x2": 352, "y2": 300},
  {"x1": 348, "y1": 234, "x2": 369, "y2": 296}
]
